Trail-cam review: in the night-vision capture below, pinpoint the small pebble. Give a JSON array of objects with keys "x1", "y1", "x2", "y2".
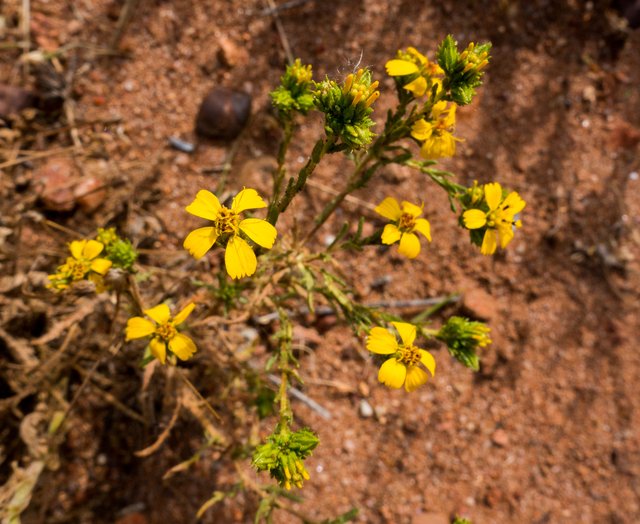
[
  {"x1": 629, "y1": 171, "x2": 638, "y2": 181},
  {"x1": 491, "y1": 428, "x2": 510, "y2": 447},
  {"x1": 323, "y1": 234, "x2": 336, "y2": 246},
  {"x1": 358, "y1": 399, "x2": 374, "y2": 418},
  {"x1": 168, "y1": 136, "x2": 195, "y2": 153}
]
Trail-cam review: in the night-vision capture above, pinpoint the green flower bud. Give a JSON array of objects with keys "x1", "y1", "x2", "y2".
[
  {"x1": 436, "y1": 316, "x2": 491, "y2": 371},
  {"x1": 252, "y1": 427, "x2": 319, "y2": 490},
  {"x1": 313, "y1": 68, "x2": 379, "y2": 149},
  {"x1": 95, "y1": 229, "x2": 138, "y2": 271},
  {"x1": 437, "y1": 35, "x2": 491, "y2": 106},
  {"x1": 271, "y1": 59, "x2": 315, "y2": 115}
]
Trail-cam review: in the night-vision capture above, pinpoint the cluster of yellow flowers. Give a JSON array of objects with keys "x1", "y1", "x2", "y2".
[
  {"x1": 386, "y1": 47, "x2": 458, "y2": 160},
  {"x1": 48, "y1": 42, "x2": 526, "y2": 397}
]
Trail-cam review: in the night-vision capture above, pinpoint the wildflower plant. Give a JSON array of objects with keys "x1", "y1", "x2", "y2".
[{"x1": 43, "y1": 35, "x2": 527, "y2": 523}]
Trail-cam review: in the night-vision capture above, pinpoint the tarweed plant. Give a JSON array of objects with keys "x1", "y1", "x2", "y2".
[{"x1": 44, "y1": 35, "x2": 524, "y2": 523}]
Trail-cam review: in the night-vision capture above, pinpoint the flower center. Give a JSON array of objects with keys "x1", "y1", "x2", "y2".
[
  {"x1": 68, "y1": 259, "x2": 91, "y2": 281},
  {"x1": 156, "y1": 322, "x2": 177, "y2": 341},
  {"x1": 398, "y1": 344, "x2": 421, "y2": 366},
  {"x1": 398, "y1": 212, "x2": 416, "y2": 232},
  {"x1": 215, "y1": 207, "x2": 240, "y2": 235}
]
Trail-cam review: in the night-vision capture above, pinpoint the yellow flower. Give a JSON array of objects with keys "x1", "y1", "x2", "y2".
[
  {"x1": 462, "y1": 182, "x2": 526, "y2": 255},
  {"x1": 385, "y1": 46, "x2": 444, "y2": 98},
  {"x1": 366, "y1": 322, "x2": 436, "y2": 392},
  {"x1": 125, "y1": 303, "x2": 196, "y2": 364},
  {"x1": 183, "y1": 188, "x2": 277, "y2": 279},
  {"x1": 47, "y1": 239, "x2": 112, "y2": 291},
  {"x1": 410, "y1": 101, "x2": 459, "y2": 159},
  {"x1": 375, "y1": 197, "x2": 431, "y2": 259}
]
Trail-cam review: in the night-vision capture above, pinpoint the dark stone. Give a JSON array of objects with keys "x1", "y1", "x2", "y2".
[{"x1": 195, "y1": 87, "x2": 251, "y2": 140}]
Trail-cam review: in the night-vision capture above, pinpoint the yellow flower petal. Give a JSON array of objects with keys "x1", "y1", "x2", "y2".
[
  {"x1": 375, "y1": 197, "x2": 402, "y2": 220},
  {"x1": 404, "y1": 366, "x2": 430, "y2": 392},
  {"x1": 381, "y1": 224, "x2": 402, "y2": 245},
  {"x1": 366, "y1": 327, "x2": 398, "y2": 354},
  {"x1": 378, "y1": 358, "x2": 407, "y2": 389},
  {"x1": 125, "y1": 317, "x2": 156, "y2": 340},
  {"x1": 88, "y1": 273, "x2": 106, "y2": 293},
  {"x1": 231, "y1": 188, "x2": 267, "y2": 213},
  {"x1": 185, "y1": 190, "x2": 221, "y2": 220},
  {"x1": 83, "y1": 239, "x2": 105, "y2": 260},
  {"x1": 413, "y1": 218, "x2": 431, "y2": 241},
  {"x1": 239, "y1": 218, "x2": 277, "y2": 249},
  {"x1": 385, "y1": 59, "x2": 419, "y2": 76},
  {"x1": 169, "y1": 333, "x2": 197, "y2": 360},
  {"x1": 400, "y1": 201, "x2": 423, "y2": 218},
  {"x1": 410, "y1": 119, "x2": 433, "y2": 141},
  {"x1": 481, "y1": 229, "x2": 498, "y2": 255},
  {"x1": 224, "y1": 236, "x2": 257, "y2": 279},
  {"x1": 443, "y1": 104, "x2": 457, "y2": 128},
  {"x1": 431, "y1": 101, "x2": 448, "y2": 118},
  {"x1": 183, "y1": 227, "x2": 218, "y2": 260},
  {"x1": 392, "y1": 321, "x2": 416, "y2": 346},
  {"x1": 403, "y1": 77, "x2": 427, "y2": 97},
  {"x1": 398, "y1": 232, "x2": 421, "y2": 258},
  {"x1": 149, "y1": 338, "x2": 167, "y2": 364},
  {"x1": 419, "y1": 349, "x2": 436, "y2": 376},
  {"x1": 463, "y1": 209, "x2": 487, "y2": 230},
  {"x1": 69, "y1": 240, "x2": 85, "y2": 260},
  {"x1": 90, "y1": 258, "x2": 112, "y2": 276},
  {"x1": 420, "y1": 134, "x2": 456, "y2": 159},
  {"x1": 173, "y1": 303, "x2": 195, "y2": 326},
  {"x1": 484, "y1": 182, "x2": 503, "y2": 211},
  {"x1": 144, "y1": 303, "x2": 171, "y2": 324},
  {"x1": 501, "y1": 191, "x2": 526, "y2": 215},
  {"x1": 406, "y1": 47, "x2": 427, "y2": 64},
  {"x1": 498, "y1": 223, "x2": 515, "y2": 249}
]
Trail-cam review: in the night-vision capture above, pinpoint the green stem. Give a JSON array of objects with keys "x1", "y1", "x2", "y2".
[
  {"x1": 267, "y1": 119, "x2": 294, "y2": 223},
  {"x1": 304, "y1": 98, "x2": 414, "y2": 242},
  {"x1": 276, "y1": 310, "x2": 293, "y2": 425},
  {"x1": 268, "y1": 134, "x2": 335, "y2": 226},
  {"x1": 304, "y1": 149, "x2": 375, "y2": 242}
]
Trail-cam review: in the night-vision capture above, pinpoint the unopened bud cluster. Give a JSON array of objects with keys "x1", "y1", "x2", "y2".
[
  {"x1": 313, "y1": 68, "x2": 379, "y2": 149},
  {"x1": 252, "y1": 427, "x2": 318, "y2": 490},
  {"x1": 437, "y1": 316, "x2": 492, "y2": 371}
]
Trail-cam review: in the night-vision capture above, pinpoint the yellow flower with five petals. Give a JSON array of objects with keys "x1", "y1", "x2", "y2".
[
  {"x1": 462, "y1": 182, "x2": 526, "y2": 255},
  {"x1": 375, "y1": 197, "x2": 431, "y2": 259},
  {"x1": 125, "y1": 303, "x2": 196, "y2": 364},
  {"x1": 183, "y1": 188, "x2": 277, "y2": 279},
  {"x1": 366, "y1": 322, "x2": 436, "y2": 392},
  {"x1": 410, "y1": 101, "x2": 459, "y2": 159}
]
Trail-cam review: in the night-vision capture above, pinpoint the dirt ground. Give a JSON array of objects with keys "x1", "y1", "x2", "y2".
[{"x1": 1, "y1": 0, "x2": 640, "y2": 523}]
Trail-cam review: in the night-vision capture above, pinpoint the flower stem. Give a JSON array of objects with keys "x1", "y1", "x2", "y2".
[
  {"x1": 304, "y1": 149, "x2": 375, "y2": 241},
  {"x1": 268, "y1": 134, "x2": 335, "y2": 226},
  {"x1": 267, "y1": 119, "x2": 294, "y2": 223},
  {"x1": 276, "y1": 309, "x2": 294, "y2": 425}
]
